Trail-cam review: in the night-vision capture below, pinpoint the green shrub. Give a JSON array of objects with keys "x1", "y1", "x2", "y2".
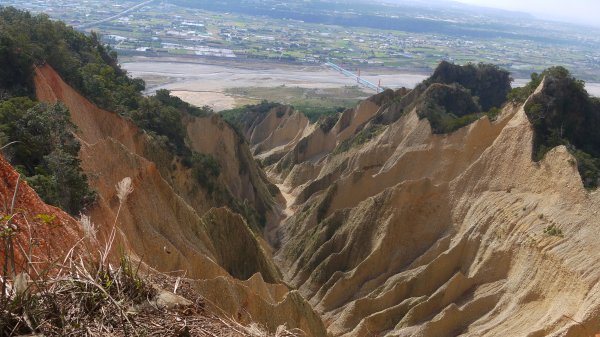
[
  {"x1": 155, "y1": 89, "x2": 212, "y2": 117},
  {"x1": 0, "y1": 7, "x2": 144, "y2": 110},
  {"x1": 219, "y1": 106, "x2": 248, "y2": 127},
  {"x1": 416, "y1": 83, "x2": 482, "y2": 134},
  {"x1": 131, "y1": 96, "x2": 189, "y2": 157},
  {"x1": 0, "y1": 7, "x2": 201, "y2": 163},
  {"x1": 543, "y1": 224, "x2": 563, "y2": 237},
  {"x1": 192, "y1": 153, "x2": 221, "y2": 193},
  {"x1": 485, "y1": 106, "x2": 501, "y2": 121},
  {"x1": 0, "y1": 101, "x2": 95, "y2": 214},
  {"x1": 296, "y1": 105, "x2": 345, "y2": 123},
  {"x1": 572, "y1": 150, "x2": 600, "y2": 188},
  {"x1": 334, "y1": 124, "x2": 385, "y2": 154},
  {"x1": 220, "y1": 100, "x2": 282, "y2": 127},
  {"x1": 0, "y1": 7, "x2": 272, "y2": 233},
  {"x1": 508, "y1": 72, "x2": 543, "y2": 103},
  {"x1": 392, "y1": 62, "x2": 511, "y2": 135},
  {"x1": 317, "y1": 113, "x2": 339, "y2": 133}
]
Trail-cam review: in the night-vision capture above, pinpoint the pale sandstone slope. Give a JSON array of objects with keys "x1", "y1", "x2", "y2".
[
  {"x1": 241, "y1": 83, "x2": 600, "y2": 336},
  {"x1": 237, "y1": 90, "x2": 398, "y2": 187},
  {"x1": 33, "y1": 65, "x2": 327, "y2": 336},
  {"x1": 245, "y1": 105, "x2": 309, "y2": 160}
]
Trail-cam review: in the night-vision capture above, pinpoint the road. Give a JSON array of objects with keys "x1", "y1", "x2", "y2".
[{"x1": 77, "y1": 0, "x2": 156, "y2": 29}]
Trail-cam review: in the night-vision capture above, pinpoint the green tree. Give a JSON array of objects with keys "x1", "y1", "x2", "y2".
[
  {"x1": 1, "y1": 101, "x2": 95, "y2": 214},
  {"x1": 192, "y1": 153, "x2": 221, "y2": 193},
  {"x1": 155, "y1": 89, "x2": 212, "y2": 117},
  {"x1": 425, "y1": 61, "x2": 512, "y2": 111},
  {"x1": 524, "y1": 66, "x2": 600, "y2": 188}
]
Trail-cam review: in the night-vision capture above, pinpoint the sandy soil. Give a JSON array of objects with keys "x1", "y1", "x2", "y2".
[{"x1": 121, "y1": 58, "x2": 428, "y2": 111}]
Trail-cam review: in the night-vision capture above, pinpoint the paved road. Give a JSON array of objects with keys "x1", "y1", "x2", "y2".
[{"x1": 78, "y1": 0, "x2": 156, "y2": 29}]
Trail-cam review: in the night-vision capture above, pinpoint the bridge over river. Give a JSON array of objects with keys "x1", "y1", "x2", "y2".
[{"x1": 324, "y1": 62, "x2": 384, "y2": 93}]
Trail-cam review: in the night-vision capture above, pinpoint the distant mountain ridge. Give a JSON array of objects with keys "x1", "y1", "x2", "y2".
[{"x1": 378, "y1": 0, "x2": 535, "y2": 20}]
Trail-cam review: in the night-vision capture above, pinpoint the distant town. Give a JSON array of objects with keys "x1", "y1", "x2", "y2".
[{"x1": 4, "y1": 0, "x2": 600, "y2": 81}]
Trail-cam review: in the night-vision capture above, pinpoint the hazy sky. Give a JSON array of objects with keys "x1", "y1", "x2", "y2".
[{"x1": 454, "y1": 0, "x2": 600, "y2": 26}]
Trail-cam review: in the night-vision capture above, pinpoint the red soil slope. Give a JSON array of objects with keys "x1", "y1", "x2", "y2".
[{"x1": 0, "y1": 154, "x2": 81, "y2": 272}]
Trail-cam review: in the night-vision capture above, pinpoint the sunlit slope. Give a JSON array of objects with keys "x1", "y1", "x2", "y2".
[{"x1": 236, "y1": 80, "x2": 600, "y2": 336}]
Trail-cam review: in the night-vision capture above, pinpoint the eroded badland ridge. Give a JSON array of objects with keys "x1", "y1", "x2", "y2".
[
  {"x1": 2, "y1": 8, "x2": 600, "y2": 337},
  {"x1": 230, "y1": 64, "x2": 600, "y2": 336}
]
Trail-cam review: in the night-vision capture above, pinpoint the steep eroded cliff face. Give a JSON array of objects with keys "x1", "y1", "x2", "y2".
[
  {"x1": 32, "y1": 65, "x2": 327, "y2": 336},
  {"x1": 0, "y1": 153, "x2": 82, "y2": 271},
  {"x1": 238, "y1": 83, "x2": 600, "y2": 337}
]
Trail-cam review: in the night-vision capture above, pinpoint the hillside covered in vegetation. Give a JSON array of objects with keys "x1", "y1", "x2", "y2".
[
  {"x1": 0, "y1": 7, "x2": 219, "y2": 215},
  {"x1": 524, "y1": 67, "x2": 600, "y2": 188}
]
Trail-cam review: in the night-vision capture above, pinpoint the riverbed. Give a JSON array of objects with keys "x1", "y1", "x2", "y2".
[{"x1": 122, "y1": 57, "x2": 600, "y2": 111}]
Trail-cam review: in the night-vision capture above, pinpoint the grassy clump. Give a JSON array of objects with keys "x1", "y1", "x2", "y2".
[
  {"x1": 0, "y1": 177, "x2": 153, "y2": 336},
  {"x1": 0, "y1": 255, "x2": 154, "y2": 336},
  {"x1": 543, "y1": 224, "x2": 564, "y2": 237},
  {"x1": 333, "y1": 124, "x2": 385, "y2": 154},
  {"x1": 0, "y1": 174, "x2": 291, "y2": 335}
]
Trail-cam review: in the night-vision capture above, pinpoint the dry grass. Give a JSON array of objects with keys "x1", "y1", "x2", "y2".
[
  {"x1": 1, "y1": 255, "x2": 303, "y2": 336},
  {"x1": 0, "y1": 177, "x2": 304, "y2": 336}
]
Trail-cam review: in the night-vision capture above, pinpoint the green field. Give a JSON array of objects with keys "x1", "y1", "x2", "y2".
[{"x1": 225, "y1": 86, "x2": 370, "y2": 121}]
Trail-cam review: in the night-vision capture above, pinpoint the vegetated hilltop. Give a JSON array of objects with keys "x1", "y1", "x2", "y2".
[
  {"x1": 229, "y1": 61, "x2": 600, "y2": 336},
  {"x1": 1, "y1": 7, "x2": 326, "y2": 336}
]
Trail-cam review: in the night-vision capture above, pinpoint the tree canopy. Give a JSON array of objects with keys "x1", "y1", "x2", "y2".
[
  {"x1": 0, "y1": 99, "x2": 95, "y2": 214},
  {"x1": 524, "y1": 66, "x2": 600, "y2": 188},
  {"x1": 0, "y1": 7, "x2": 276, "y2": 227},
  {"x1": 0, "y1": 7, "x2": 220, "y2": 214},
  {"x1": 425, "y1": 61, "x2": 512, "y2": 111}
]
